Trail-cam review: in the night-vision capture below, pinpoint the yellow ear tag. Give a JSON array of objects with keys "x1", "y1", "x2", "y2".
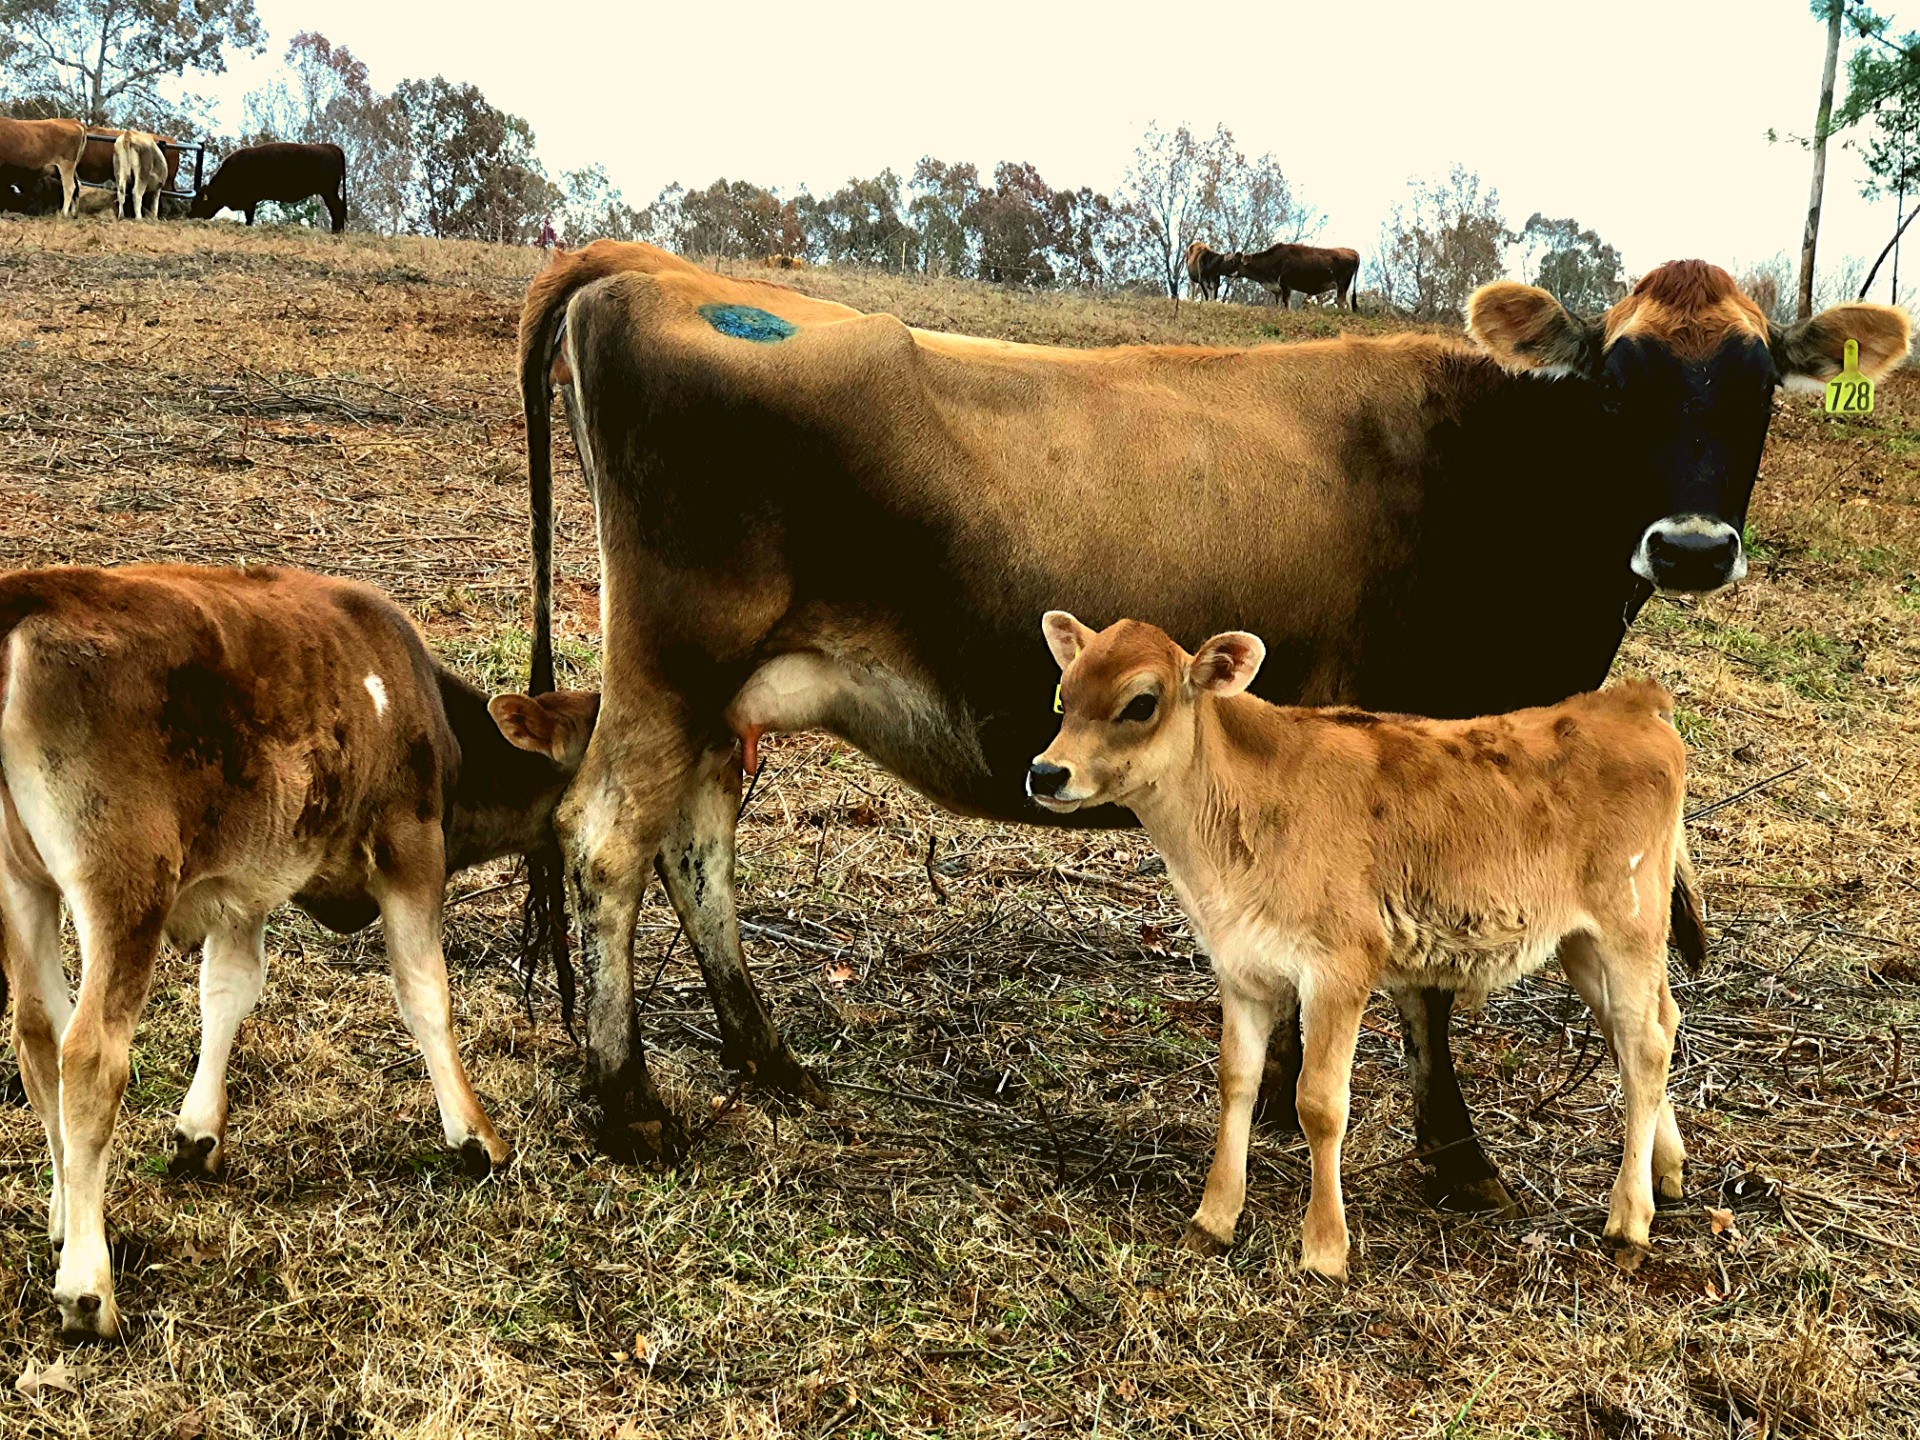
[
  {"x1": 1824, "y1": 338, "x2": 1874, "y2": 416},
  {"x1": 1053, "y1": 682, "x2": 1063, "y2": 714}
]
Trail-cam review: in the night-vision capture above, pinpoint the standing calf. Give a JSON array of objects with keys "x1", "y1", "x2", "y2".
[
  {"x1": 112, "y1": 130, "x2": 166, "y2": 220},
  {"x1": 0, "y1": 565, "x2": 598, "y2": 1338},
  {"x1": 1029, "y1": 614, "x2": 1701, "y2": 1280}
]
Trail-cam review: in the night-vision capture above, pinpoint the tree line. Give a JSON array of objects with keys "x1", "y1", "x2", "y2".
[{"x1": 2, "y1": 2, "x2": 1898, "y2": 318}]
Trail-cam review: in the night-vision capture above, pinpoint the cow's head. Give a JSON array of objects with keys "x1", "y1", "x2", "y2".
[
  {"x1": 1468, "y1": 261, "x2": 1909, "y2": 593},
  {"x1": 1027, "y1": 611, "x2": 1263, "y2": 814}
]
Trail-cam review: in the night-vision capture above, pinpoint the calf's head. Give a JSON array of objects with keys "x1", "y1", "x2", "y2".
[
  {"x1": 1469, "y1": 261, "x2": 1910, "y2": 593},
  {"x1": 1028, "y1": 611, "x2": 1264, "y2": 813}
]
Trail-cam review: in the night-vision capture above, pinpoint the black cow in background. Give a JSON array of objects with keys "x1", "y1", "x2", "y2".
[{"x1": 190, "y1": 142, "x2": 346, "y2": 232}]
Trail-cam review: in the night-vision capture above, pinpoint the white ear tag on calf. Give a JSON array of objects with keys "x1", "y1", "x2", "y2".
[{"x1": 1824, "y1": 339, "x2": 1874, "y2": 416}]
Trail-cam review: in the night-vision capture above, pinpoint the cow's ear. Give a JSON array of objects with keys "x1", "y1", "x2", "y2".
[
  {"x1": 1188, "y1": 632, "x2": 1265, "y2": 696},
  {"x1": 1467, "y1": 283, "x2": 1602, "y2": 379},
  {"x1": 489, "y1": 694, "x2": 556, "y2": 756},
  {"x1": 1772, "y1": 303, "x2": 1912, "y2": 390},
  {"x1": 1042, "y1": 611, "x2": 1094, "y2": 671}
]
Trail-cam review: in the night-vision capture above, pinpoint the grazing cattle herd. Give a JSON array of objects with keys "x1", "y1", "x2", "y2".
[{"x1": 0, "y1": 180, "x2": 1912, "y2": 1339}]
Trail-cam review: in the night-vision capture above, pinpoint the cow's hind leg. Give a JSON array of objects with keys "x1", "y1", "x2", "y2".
[
  {"x1": 3, "y1": 872, "x2": 69, "y2": 1243},
  {"x1": 172, "y1": 915, "x2": 267, "y2": 1178},
  {"x1": 656, "y1": 744, "x2": 829, "y2": 1107},
  {"x1": 558, "y1": 719, "x2": 697, "y2": 1162},
  {"x1": 1392, "y1": 987, "x2": 1514, "y2": 1214},
  {"x1": 55, "y1": 881, "x2": 171, "y2": 1339}
]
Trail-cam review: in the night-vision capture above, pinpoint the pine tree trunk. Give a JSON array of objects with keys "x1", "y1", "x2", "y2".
[{"x1": 1799, "y1": 0, "x2": 1845, "y2": 322}]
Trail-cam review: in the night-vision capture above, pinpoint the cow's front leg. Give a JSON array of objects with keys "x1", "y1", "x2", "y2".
[
  {"x1": 1391, "y1": 987, "x2": 1514, "y2": 1213},
  {"x1": 655, "y1": 744, "x2": 829, "y2": 1107}
]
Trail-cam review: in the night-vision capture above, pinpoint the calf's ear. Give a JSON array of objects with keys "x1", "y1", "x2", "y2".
[
  {"x1": 1467, "y1": 283, "x2": 1601, "y2": 379},
  {"x1": 1773, "y1": 303, "x2": 1911, "y2": 388},
  {"x1": 1189, "y1": 632, "x2": 1266, "y2": 696},
  {"x1": 1041, "y1": 610, "x2": 1094, "y2": 671},
  {"x1": 489, "y1": 692, "x2": 601, "y2": 768}
]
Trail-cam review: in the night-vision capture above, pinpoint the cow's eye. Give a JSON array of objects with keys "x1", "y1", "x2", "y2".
[{"x1": 1118, "y1": 693, "x2": 1158, "y2": 723}]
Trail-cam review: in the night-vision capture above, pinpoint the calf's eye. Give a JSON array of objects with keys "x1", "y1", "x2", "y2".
[{"x1": 1118, "y1": 693, "x2": 1158, "y2": 723}]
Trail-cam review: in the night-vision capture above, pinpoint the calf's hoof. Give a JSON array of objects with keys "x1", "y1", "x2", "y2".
[
  {"x1": 1603, "y1": 1230, "x2": 1652, "y2": 1272},
  {"x1": 56, "y1": 1290, "x2": 119, "y2": 1342},
  {"x1": 168, "y1": 1132, "x2": 221, "y2": 1181},
  {"x1": 1655, "y1": 1171, "x2": 1686, "y2": 1206},
  {"x1": 1179, "y1": 1220, "x2": 1233, "y2": 1257},
  {"x1": 1298, "y1": 1254, "x2": 1350, "y2": 1286},
  {"x1": 459, "y1": 1136, "x2": 501, "y2": 1179}
]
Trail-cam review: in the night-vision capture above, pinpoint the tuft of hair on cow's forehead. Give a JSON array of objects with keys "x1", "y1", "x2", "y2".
[
  {"x1": 1603, "y1": 260, "x2": 1770, "y2": 360},
  {"x1": 1064, "y1": 620, "x2": 1183, "y2": 705}
]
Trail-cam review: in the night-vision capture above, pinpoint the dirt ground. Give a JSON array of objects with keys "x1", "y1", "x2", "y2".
[{"x1": 1, "y1": 216, "x2": 1918, "y2": 1439}]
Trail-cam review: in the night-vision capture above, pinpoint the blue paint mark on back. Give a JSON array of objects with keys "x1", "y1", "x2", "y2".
[{"x1": 698, "y1": 304, "x2": 797, "y2": 343}]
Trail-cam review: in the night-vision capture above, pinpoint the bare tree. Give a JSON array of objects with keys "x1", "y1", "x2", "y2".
[
  {"x1": 1119, "y1": 121, "x2": 1201, "y2": 298},
  {"x1": 1, "y1": 0, "x2": 263, "y2": 124},
  {"x1": 1369, "y1": 167, "x2": 1509, "y2": 322}
]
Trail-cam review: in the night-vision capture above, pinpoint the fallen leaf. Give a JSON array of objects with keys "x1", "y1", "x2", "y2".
[
  {"x1": 822, "y1": 962, "x2": 854, "y2": 987},
  {"x1": 1706, "y1": 1206, "x2": 1745, "y2": 1245},
  {"x1": 171, "y1": 1407, "x2": 207, "y2": 1440},
  {"x1": 1113, "y1": 1378, "x2": 1137, "y2": 1401},
  {"x1": 632, "y1": 1334, "x2": 650, "y2": 1362},
  {"x1": 176, "y1": 1239, "x2": 215, "y2": 1268},
  {"x1": 1520, "y1": 1230, "x2": 1552, "y2": 1255},
  {"x1": 15, "y1": 1361, "x2": 40, "y2": 1400},
  {"x1": 38, "y1": 1358, "x2": 77, "y2": 1395}
]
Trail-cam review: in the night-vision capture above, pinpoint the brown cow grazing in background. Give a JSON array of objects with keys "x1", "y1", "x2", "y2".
[
  {"x1": 0, "y1": 564, "x2": 598, "y2": 1339},
  {"x1": 1031, "y1": 614, "x2": 1699, "y2": 1278},
  {"x1": 1229, "y1": 241, "x2": 1362, "y2": 311},
  {"x1": 0, "y1": 117, "x2": 84, "y2": 218},
  {"x1": 113, "y1": 130, "x2": 165, "y2": 219},
  {"x1": 1185, "y1": 241, "x2": 1233, "y2": 300},
  {"x1": 189, "y1": 142, "x2": 347, "y2": 232}
]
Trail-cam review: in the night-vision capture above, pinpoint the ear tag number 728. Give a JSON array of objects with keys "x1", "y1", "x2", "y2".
[{"x1": 1824, "y1": 338, "x2": 1874, "y2": 416}]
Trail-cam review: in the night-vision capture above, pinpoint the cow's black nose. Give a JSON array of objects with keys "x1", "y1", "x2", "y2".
[
  {"x1": 1027, "y1": 761, "x2": 1070, "y2": 798},
  {"x1": 1645, "y1": 520, "x2": 1741, "y2": 590}
]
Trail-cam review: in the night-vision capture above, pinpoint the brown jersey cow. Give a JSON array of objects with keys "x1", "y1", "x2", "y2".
[{"x1": 1228, "y1": 241, "x2": 1362, "y2": 311}]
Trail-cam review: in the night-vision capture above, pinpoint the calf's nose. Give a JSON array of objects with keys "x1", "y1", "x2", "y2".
[{"x1": 1026, "y1": 760, "x2": 1071, "y2": 798}]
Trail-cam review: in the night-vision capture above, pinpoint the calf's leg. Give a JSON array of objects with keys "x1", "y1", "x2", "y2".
[
  {"x1": 1392, "y1": 986, "x2": 1513, "y2": 1213},
  {"x1": 172, "y1": 915, "x2": 267, "y2": 1178},
  {"x1": 1559, "y1": 934, "x2": 1681, "y2": 1258},
  {"x1": 1295, "y1": 982, "x2": 1366, "y2": 1280},
  {"x1": 55, "y1": 885, "x2": 170, "y2": 1339},
  {"x1": 3, "y1": 873, "x2": 70, "y2": 1243},
  {"x1": 656, "y1": 744, "x2": 828, "y2": 1106},
  {"x1": 1184, "y1": 977, "x2": 1276, "y2": 1253},
  {"x1": 376, "y1": 847, "x2": 506, "y2": 1176}
]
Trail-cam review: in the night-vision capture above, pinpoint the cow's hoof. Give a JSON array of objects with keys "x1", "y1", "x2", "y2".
[
  {"x1": 168, "y1": 1132, "x2": 220, "y2": 1181},
  {"x1": 1424, "y1": 1167, "x2": 1520, "y2": 1217},
  {"x1": 1298, "y1": 1256, "x2": 1350, "y2": 1287},
  {"x1": 56, "y1": 1290, "x2": 118, "y2": 1342},
  {"x1": 598, "y1": 1112, "x2": 688, "y2": 1168},
  {"x1": 747, "y1": 1047, "x2": 833, "y2": 1110},
  {"x1": 1655, "y1": 1172, "x2": 1686, "y2": 1207},
  {"x1": 1179, "y1": 1220, "x2": 1233, "y2": 1257}
]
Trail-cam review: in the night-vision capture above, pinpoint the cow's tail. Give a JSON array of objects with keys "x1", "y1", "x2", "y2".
[{"x1": 1669, "y1": 817, "x2": 1708, "y2": 974}]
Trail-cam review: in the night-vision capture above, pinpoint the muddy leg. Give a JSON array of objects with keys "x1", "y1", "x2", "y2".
[
  {"x1": 55, "y1": 887, "x2": 169, "y2": 1340},
  {"x1": 172, "y1": 915, "x2": 266, "y2": 1178},
  {"x1": 1184, "y1": 978, "x2": 1276, "y2": 1253},
  {"x1": 1391, "y1": 986, "x2": 1513, "y2": 1213},
  {"x1": 377, "y1": 841, "x2": 508, "y2": 1177},
  {"x1": 656, "y1": 745, "x2": 829, "y2": 1106},
  {"x1": 556, "y1": 726, "x2": 694, "y2": 1162},
  {"x1": 3, "y1": 873, "x2": 69, "y2": 1243}
]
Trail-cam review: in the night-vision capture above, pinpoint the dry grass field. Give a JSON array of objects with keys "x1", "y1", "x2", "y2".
[{"x1": 2, "y1": 215, "x2": 1919, "y2": 1439}]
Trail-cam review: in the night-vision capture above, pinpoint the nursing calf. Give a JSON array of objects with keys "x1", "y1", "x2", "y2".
[
  {"x1": 1031, "y1": 614, "x2": 1701, "y2": 1279},
  {"x1": 0, "y1": 565, "x2": 597, "y2": 1338}
]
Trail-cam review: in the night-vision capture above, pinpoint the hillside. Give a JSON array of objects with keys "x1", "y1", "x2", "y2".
[{"x1": 2, "y1": 217, "x2": 1919, "y2": 1439}]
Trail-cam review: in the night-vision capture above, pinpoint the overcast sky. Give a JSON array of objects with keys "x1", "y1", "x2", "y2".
[{"x1": 211, "y1": 0, "x2": 1916, "y2": 297}]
